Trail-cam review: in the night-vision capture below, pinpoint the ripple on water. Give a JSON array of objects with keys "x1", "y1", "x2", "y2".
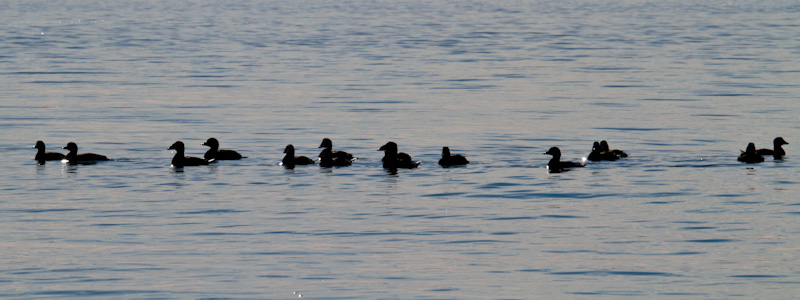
[
  {"x1": 730, "y1": 275, "x2": 788, "y2": 278},
  {"x1": 177, "y1": 209, "x2": 249, "y2": 215},
  {"x1": 551, "y1": 270, "x2": 681, "y2": 277},
  {"x1": 682, "y1": 239, "x2": 741, "y2": 243}
]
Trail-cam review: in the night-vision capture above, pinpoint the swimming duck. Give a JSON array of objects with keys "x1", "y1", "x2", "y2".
[
  {"x1": 738, "y1": 142, "x2": 764, "y2": 163},
  {"x1": 62, "y1": 142, "x2": 109, "y2": 163},
  {"x1": 33, "y1": 141, "x2": 65, "y2": 163},
  {"x1": 755, "y1": 137, "x2": 788, "y2": 158},
  {"x1": 587, "y1": 141, "x2": 619, "y2": 161},
  {"x1": 202, "y1": 138, "x2": 244, "y2": 160},
  {"x1": 378, "y1": 141, "x2": 419, "y2": 169},
  {"x1": 169, "y1": 141, "x2": 211, "y2": 167},
  {"x1": 319, "y1": 147, "x2": 353, "y2": 167},
  {"x1": 319, "y1": 138, "x2": 354, "y2": 161},
  {"x1": 544, "y1": 147, "x2": 584, "y2": 173},
  {"x1": 438, "y1": 147, "x2": 469, "y2": 166},
  {"x1": 282, "y1": 144, "x2": 315, "y2": 169},
  {"x1": 600, "y1": 140, "x2": 628, "y2": 158}
]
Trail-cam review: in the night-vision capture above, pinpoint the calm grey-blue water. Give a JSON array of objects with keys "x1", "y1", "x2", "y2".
[{"x1": 2, "y1": 0, "x2": 799, "y2": 299}]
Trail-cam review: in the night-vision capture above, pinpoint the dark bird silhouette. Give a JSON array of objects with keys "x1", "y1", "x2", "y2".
[
  {"x1": 378, "y1": 141, "x2": 419, "y2": 169},
  {"x1": 282, "y1": 144, "x2": 315, "y2": 169},
  {"x1": 33, "y1": 141, "x2": 65, "y2": 163},
  {"x1": 587, "y1": 141, "x2": 619, "y2": 161},
  {"x1": 169, "y1": 141, "x2": 211, "y2": 167},
  {"x1": 544, "y1": 147, "x2": 584, "y2": 173},
  {"x1": 62, "y1": 142, "x2": 109, "y2": 164},
  {"x1": 319, "y1": 138, "x2": 354, "y2": 161},
  {"x1": 202, "y1": 138, "x2": 244, "y2": 160},
  {"x1": 600, "y1": 140, "x2": 628, "y2": 158},
  {"x1": 319, "y1": 147, "x2": 353, "y2": 167},
  {"x1": 438, "y1": 147, "x2": 469, "y2": 166},
  {"x1": 738, "y1": 142, "x2": 765, "y2": 163},
  {"x1": 755, "y1": 137, "x2": 788, "y2": 158}
]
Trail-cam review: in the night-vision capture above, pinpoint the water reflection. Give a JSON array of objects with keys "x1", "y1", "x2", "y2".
[{"x1": 61, "y1": 162, "x2": 79, "y2": 175}]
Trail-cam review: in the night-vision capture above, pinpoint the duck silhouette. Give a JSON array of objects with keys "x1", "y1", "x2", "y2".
[
  {"x1": 319, "y1": 138, "x2": 354, "y2": 161},
  {"x1": 282, "y1": 144, "x2": 315, "y2": 169},
  {"x1": 755, "y1": 137, "x2": 788, "y2": 158},
  {"x1": 544, "y1": 147, "x2": 584, "y2": 173},
  {"x1": 319, "y1": 147, "x2": 353, "y2": 167},
  {"x1": 438, "y1": 147, "x2": 469, "y2": 166},
  {"x1": 202, "y1": 138, "x2": 244, "y2": 160},
  {"x1": 587, "y1": 141, "x2": 619, "y2": 161},
  {"x1": 600, "y1": 140, "x2": 628, "y2": 158},
  {"x1": 378, "y1": 141, "x2": 419, "y2": 169},
  {"x1": 738, "y1": 142, "x2": 764, "y2": 163},
  {"x1": 33, "y1": 141, "x2": 65, "y2": 163},
  {"x1": 169, "y1": 141, "x2": 211, "y2": 167},
  {"x1": 62, "y1": 142, "x2": 109, "y2": 164}
]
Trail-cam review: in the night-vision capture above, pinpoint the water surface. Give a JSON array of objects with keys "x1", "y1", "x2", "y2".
[{"x1": 2, "y1": 0, "x2": 800, "y2": 299}]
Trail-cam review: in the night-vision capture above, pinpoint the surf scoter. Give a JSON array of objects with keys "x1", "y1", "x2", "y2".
[
  {"x1": 202, "y1": 138, "x2": 244, "y2": 160},
  {"x1": 319, "y1": 147, "x2": 353, "y2": 167},
  {"x1": 282, "y1": 144, "x2": 315, "y2": 169},
  {"x1": 587, "y1": 141, "x2": 619, "y2": 161},
  {"x1": 544, "y1": 147, "x2": 585, "y2": 173},
  {"x1": 62, "y1": 142, "x2": 109, "y2": 163},
  {"x1": 600, "y1": 140, "x2": 628, "y2": 158},
  {"x1": 438, "y1": 147, "x2": 469, "y2": 166},
  {"x1": 378, "y1": 141, "x2": 419, "y2": 169},
  {"x1": 319, "y1": 138, "x2": 354, "y2": 161},
  {"x1": 169, "y1": 141, "x2": 211, "y2": 167},
  {"x1": 755, "y1": 137, "x2": 788, "y2": 158},
  {"x1": 738, "y1": 142, "x2": 764, "y2": 163},
  {"x1": 33, "y1": 141, "x2": 65, "y2": 163}
]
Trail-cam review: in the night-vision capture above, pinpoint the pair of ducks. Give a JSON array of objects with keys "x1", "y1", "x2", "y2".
[
  {"x1": 281, "y1": 138, "x2": 355, "y2": 169},
  {"x1": 33, "y1": 141, "x2": 109, "y2": 164},
  {"x1": 588, "y1": 140, "x2": 629, "y2": 162},
  {"x1": 282, "y1": 140, "x2": 470, "y2": 169},
  {"x1": 737, "y1": 137, "x2": 789, "y2": 163},
  {"x1": 169, "y1": 138, "x2": 245, "y2": 167},
  {"x1": 378, "y1": 142, "x2": 471, "y2": 168},
  {"x1": 545, "y1": 140, "x2": 628, "y2": 173}
]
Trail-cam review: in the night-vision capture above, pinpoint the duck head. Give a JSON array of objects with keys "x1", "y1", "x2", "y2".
[{"x1": 319, "y1": 138, "x2": 333, "y2": 149}]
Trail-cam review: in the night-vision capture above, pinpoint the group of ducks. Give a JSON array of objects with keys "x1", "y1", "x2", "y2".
[
  {"x1": 32, "y1": 137, "x2": 789, "y2": 173},
  {"x1": 169, "y1": 138, "x2": 470, "y2": 170},
  {"x1": 31, "y1": 138, "x2": 470, "y2": 170},
  {"x1": 544, "y1": 137, "x2": 790, "y2": 172}
]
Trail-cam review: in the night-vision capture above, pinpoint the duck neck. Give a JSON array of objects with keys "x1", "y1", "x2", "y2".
[
  {"x1": 775, "y1": 142, "x2": 785, "y2": 155},
  {"x1": 548, "y1": 157, "x2": 561, "y2": 172},
  {"x1": 172, "y1": 149, "x2": 185, "y2": 162}
]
